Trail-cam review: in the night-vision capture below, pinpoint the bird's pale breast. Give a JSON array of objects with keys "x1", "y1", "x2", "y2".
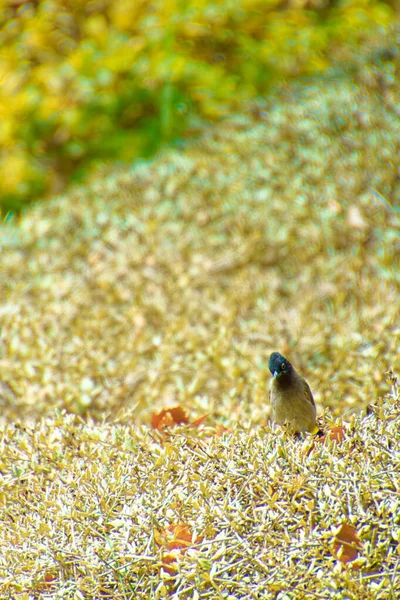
[{"x1": 270, "y1": 376, "x2": 316, "y2": 432}]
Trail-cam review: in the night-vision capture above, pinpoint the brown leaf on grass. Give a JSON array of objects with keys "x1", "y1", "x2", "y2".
[
  {"x1": 191, "y1": 414, "x2": 209, "y2": 427},
  {"x1": 155, "y1": 523, "x2": 199, "y2": 550},
  {"x1": 305, "y1": 425, "x2": 347, "y2": 456},
  {"x1": 35, "y1": 571, "x2": 58, "y2": 592},
  {"x1": 151, "y1": 406, "x2": 189, "y2": 430},
  {"x1": 333, "y1": 523, "x2": 363, "y2": 565},
  {"x1": 159, "y1": 552, "x2": 179, "y2": 575},
  {"x1": 151, "y1": 405, "x2": 207, "y2": 430},
  {"x1": 155, "y1": 523, "x2": 203, "y2": 574},
  {"x1": 317, "y1": 425, "x2": 347, "y2": 445}
]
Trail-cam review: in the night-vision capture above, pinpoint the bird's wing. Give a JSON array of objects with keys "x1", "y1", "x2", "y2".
[{"x1": 302, "y1": 379, "x2": 315, "y2": 406}]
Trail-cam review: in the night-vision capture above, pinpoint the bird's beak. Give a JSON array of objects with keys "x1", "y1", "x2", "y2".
[{"x1": 273, "y1": 371, "x2": 280, "y2": 379}]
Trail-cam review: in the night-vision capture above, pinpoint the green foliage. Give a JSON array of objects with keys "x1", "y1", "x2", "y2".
[{"x1": 0, "y1": 0, "x2": 396, "y2": 211}]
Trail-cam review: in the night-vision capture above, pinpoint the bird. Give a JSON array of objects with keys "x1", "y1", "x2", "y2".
[{"x1": 268, "y1": 352, "x2": 316, "y2": 433}]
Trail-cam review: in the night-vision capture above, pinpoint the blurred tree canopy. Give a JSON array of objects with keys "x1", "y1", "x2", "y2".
[{"x1": 0, "y1": 0, "x2": 396, "y2": 212}]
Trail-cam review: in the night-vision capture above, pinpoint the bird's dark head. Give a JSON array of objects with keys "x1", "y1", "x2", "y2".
[{"x1": 268, "y1": 352, "x2": 293, "y2": 379}]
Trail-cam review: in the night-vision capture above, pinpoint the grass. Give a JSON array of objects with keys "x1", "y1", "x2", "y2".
[
  {"x1": 0, "y1": 26, "x2": 399, "y2": 599},
  {"x1": 0, "y1": 387, "x2": 399, "y2": 598}
]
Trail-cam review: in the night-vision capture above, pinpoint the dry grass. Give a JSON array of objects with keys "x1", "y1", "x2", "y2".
[
  {"x1": 0, "y1": 27, "x2": 400, "y2": 599},
  {"x1": 0, "y1": 385, "x2": 399, "y2": 598}
]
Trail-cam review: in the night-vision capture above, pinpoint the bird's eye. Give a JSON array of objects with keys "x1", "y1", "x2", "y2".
[{"x1": 281, "y1": 362, "x2": 286, "y2": 370}]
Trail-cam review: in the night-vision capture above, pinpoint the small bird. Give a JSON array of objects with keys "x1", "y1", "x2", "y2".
[{"x1": 268, "y1": 352, "x2": 316, "y2": 433}]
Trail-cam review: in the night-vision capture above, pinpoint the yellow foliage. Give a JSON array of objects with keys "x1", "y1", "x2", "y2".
[
  {"x1": 83, "y1": 14, "x2": 109, "y2": 43},
  {"x1": 0, "y1": 152, "x2": 33, "y2": 194},
  {"x1": 0, "y1": 0, "x2": 397, "y2": 211}
]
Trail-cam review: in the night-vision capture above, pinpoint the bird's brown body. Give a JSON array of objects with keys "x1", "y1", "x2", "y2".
[{"x1": 268, "y1": 352, "x2": 316, "y2": 433}]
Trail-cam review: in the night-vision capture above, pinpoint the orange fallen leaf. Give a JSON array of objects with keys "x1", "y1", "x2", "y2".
[
  {"x1": 305, "y1": 425, "x2": 347, "y2": 456},
  {"x1": 35, "y1": 571, "x2": 58, "y2": 592},
  {"x1": 155, "y1": 523, "x2": 196, "y2": 550},
  {"x1": 151, "y1": 406, "x2": 190, "y2": 430},
  {"x1": 318, "y1": 425, "x2": 347, "y2": 445},
  {"x1": 155, "y1": 523, "x2": 203, "y2": 574},
  {"x1": 333, "y1": 523, "x2": 363, "y2": 565},
  {"x1": 159, "y1": 552, "x2": 179, "y2": 575},
  {"x1": 191, "y1": 414, "x2": 209, "y2": 427},
  {"x1": 151, "y1": 405, "x2": 207, "y2": 430}
]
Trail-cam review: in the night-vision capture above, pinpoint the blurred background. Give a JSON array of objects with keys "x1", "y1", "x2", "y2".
[{"x1": 1, "y1": 0, "x2": 398, "y2": 214}]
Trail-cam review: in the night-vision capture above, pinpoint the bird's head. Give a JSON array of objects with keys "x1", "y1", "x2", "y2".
[{"x1": 268, "y1": 352, "x2": 292, "y2": 379}]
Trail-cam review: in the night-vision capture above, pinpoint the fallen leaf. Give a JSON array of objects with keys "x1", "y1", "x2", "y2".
[
  {"x1": 305, "y1": 425, "x2": 347, "y2": 456},
  {"x1": 155, "y1": 523, "x2": 203, "y2": 574},
  {"x1": 35, "y1": 571, "x2": 58, "y2": 592},
  {"x1": 333, "y1": 523, "x2": 363, "y2": 564},
  {"x1": 151, "y1": 406, "x2": 190, "y2": 430},
  {"x1": 159, "y1": 551, "x2": 179, "y2": 575},
  {"x1": 158, "y1": 524, "x2": 194, "y2": 549},
  {"x1": 191, "y1": 414, "x2": 209, "y2": 427},
  {"x1": 151, "y1": 406, "x2": 207, "y2": 430},
  {"x1": 317, "y1": 426, "x2": 347, "y2": 445}
]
